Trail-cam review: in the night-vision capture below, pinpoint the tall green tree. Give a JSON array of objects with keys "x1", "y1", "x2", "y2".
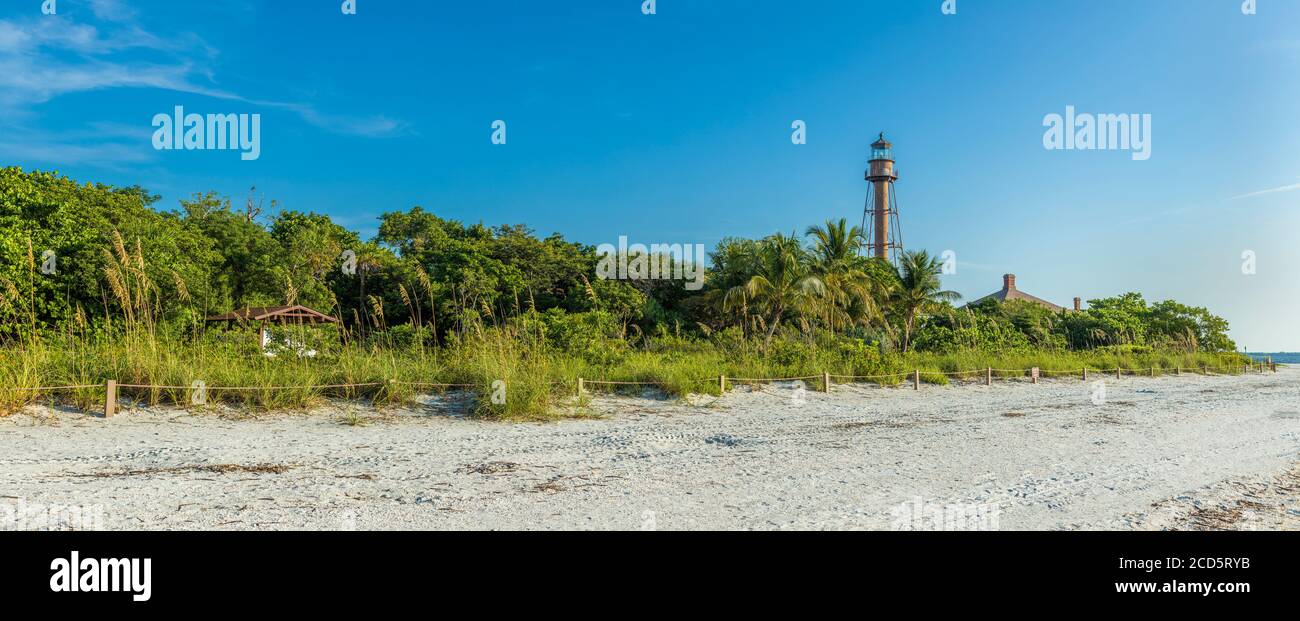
[
  {"x1": 724, "y1": 232, "x2": 824, "y2": 347},
  {"x1": 1, "y1": 168, "x2": 218, "y2": 337},
  {"x1": 893, "y1": 250, "x2": 961, "y2": 352},
  {"x1": 805, "y1": 218, "x2": 883, "y2": 333}
]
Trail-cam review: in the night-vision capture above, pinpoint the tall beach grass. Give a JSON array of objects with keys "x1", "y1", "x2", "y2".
[{"x1": 0, "y1": 326, "x2": 1253, "y2": 420}]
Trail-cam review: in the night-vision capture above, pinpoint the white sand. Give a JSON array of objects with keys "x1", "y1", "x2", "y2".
[{"x1": 2, "y1": 368, "x2": 1298, "y2": 531}]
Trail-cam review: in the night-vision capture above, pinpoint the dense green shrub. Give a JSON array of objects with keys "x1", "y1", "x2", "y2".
[{"x1": 0, "y1": 168, "x2": 1251, "y2": 419}]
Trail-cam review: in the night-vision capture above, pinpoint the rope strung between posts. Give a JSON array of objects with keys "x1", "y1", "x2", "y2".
[
  {"x1": 828, "y1": 372, "x2": 910, "y2": 380},
  {"x1": 582, "y1": 379, "x2": 672, "y2": 386},
  {"x1": 728, "y1": 375, "x2": 823, "y2": 383},
  {"x1": 0, "y1": 384, "x2": 102, "y2": 392},
  {"x1": 1, "y1": 362, "x2": 1276, "y2": 396},
  {"x1": 116, "y1": 382, "x2": 387, "y2": 390}
]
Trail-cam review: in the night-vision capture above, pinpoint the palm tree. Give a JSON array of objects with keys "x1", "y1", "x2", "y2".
[
  {"x1": 806, "y1": 218, "x2": 861, "y2": 271},
  {"x1": 893, "y1": 250, "x2": 961, "y2": 353},
  {"x1": 805, "y1": 219, "x2": 883, "y2": 332},
  {"x1": 701, "y1": 238, "x2": 761, "y2": 337},
  {"x1": 724, "y1": 232, "x2": 824, "y2": 347}
]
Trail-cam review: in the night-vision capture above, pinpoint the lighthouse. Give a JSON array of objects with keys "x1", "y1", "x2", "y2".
[{"x1": 863, "y1": 133, "x2": 903, "y2": 263}]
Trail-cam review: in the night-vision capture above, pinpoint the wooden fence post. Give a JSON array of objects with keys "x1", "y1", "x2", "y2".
[
  {"x1": 1150, "y1": 367, "x2": 1156, "y2": 378},
  {"x1": 1031, "y1": 368, "x2": 1039, "y2": 384},
  {"x1": 1116, "y1": 367, "x2": 1122, "y2": 380},
  {"x1": 719, "y1": 375, "x2": 726, "y2": 394},
  {"x1": 1082, "y1": 368, "x2": 1087, "y2": 382},
  {"x1": 576, "y1": 377, "x2": 584, "y2": 396},
  {"x1": 822, "y1": 371, "x2": 830, "y2": 393},
  {"x1": 986, "y1": 367, "x2": 992, "y2": 386},
  {"x1": 913, "y1": 369, "x2": 920, "y2": 391},
  {"x1": 104, "y1": 380, "x2": 117, "y2": 418}
]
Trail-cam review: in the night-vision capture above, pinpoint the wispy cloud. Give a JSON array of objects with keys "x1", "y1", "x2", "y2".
[
  {"x1": 1230, "y1": 181, "x2": 1300, "y2": 201},
  {"x1": 0, "y1": 120, "x2": 157, "y2": 171},
  {"x1": 1117, "y1": 204, "x2": 1200, "y2": 227},
  {"x1": 0, "y1": 139, "x2": 153, "y2": 168},
  {"x1": 0, "y1": 10, "x2": 405, "y2": 165},
  {"x1": 88, "y1": 0, "x2": 139, "y2": 23}
]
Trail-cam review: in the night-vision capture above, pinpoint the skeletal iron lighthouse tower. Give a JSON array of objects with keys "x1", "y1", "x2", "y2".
[{"x1": 862, "y1": 133, "x2": 903, "y2": 264}]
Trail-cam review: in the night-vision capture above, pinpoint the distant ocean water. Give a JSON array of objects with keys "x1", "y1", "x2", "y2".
[{"x1": 1248, "y1": 352, "x2": 1300, "y2": 364}]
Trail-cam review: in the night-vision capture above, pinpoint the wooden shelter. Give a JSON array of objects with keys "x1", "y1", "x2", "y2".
[{"x1": 206, "y1": 305, "x2": 338, "y2": 349}]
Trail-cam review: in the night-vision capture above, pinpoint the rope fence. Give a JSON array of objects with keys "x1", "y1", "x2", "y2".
[
  {"x1": 0, "y1": 359, "x2": 1279, "y2": 418},
  {"x1": 116, "y1": 382, "x2": 388, "y2": 390},
  {"x1": 389, "y1": 381, "x2": 477, "y2": 388},
  {"x1": 0, "y1": 384, "x2": 103, "y2": 392}
]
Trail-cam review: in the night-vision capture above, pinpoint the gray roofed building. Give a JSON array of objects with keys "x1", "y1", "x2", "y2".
[{"x1": 968, "y1": 274, "x2": 1066, "y2": 312}]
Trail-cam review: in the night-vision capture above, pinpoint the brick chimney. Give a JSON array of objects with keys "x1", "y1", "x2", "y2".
[
  {"x1": 1003, "y1": 274, "x2": 1017, "y2": 291},
  {"x1": 1073, "y1": 297, "x2": 1082, "y2": 311}
]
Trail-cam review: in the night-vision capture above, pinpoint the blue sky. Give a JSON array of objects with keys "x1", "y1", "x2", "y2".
[{"x1": 3, "y1": 0, "x2": 1299, "y2": 349}]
